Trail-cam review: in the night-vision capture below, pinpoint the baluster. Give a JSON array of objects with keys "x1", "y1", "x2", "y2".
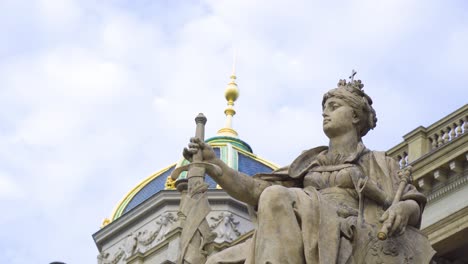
[
  {"x1": 443, "y1": 127, "x2": 450, "y2": 143},
  {"x1": 442, "y1": 129, "x2": 450, "y2": 144},
  {"x1": 449, "y1": 125, "x2": 456, "y2": 141},
  {"x1": 430, "y1": 134, "x2": 438, "y2": 149},
  {"x1": 401, "y1": 152, "x2": 408, "y2": 167},
  {"x1": 456, "y1": 120, "x2": 463, "y2": 136},
  {"x1": 437, "y1": 130, "x2": 445, "y2": 146},
  {"x1": 463, "y1": 116, "x2": 467, "y2": 133}
]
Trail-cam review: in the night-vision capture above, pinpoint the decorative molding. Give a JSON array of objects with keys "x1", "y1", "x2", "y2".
[
  {"x1": 123, "y1": 233, "x2": 138, "y2": 259},
  {"x1": 98, "y1": 251, "x2": 124, "y2": 264},
  {"x1": 210, "y1": 212, "x2": 241, "y2": 242},
  {"x1": 93, "y1": 191, "x2": 182, "y2": 250},
  {"x1": 433, "y1": 169, "x2": 448, "y2": 183},
  {"x1": 97, "y1": 234, "x2": 137, "y2": 264},
  {"x1": 137, "y1": 212, "x2": 178, "y2": 247},
  {"x1": 449, "y1": 160, "x2": 463, "y2": 173},
  {"x1": 427, "y1": 174, "x2": 468, "y2": 203},
  {"x1": 98, "y1": 213, "x2": 178, "y2": 263},
  {"x1": 418, "y1": 177, "x2": 432, "y2": 193}
]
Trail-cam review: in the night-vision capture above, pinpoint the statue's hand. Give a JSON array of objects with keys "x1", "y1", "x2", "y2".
[
  {"x1": 182, "y1": 138, "x2": 227, "y2": 179},
  {"x1": 183, "y1": 137, "x2": 217, "y2": 163},
  {"x1": 379, "y1": 201, "x2": 410, "y2": 237}
]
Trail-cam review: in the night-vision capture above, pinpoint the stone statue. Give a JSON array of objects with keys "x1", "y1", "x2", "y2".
[{"x1": 183, "y1": 74, "x2": 435, "y2": 263}]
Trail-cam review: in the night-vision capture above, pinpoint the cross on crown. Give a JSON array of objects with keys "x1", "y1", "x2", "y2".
[{"x1": 337, "y1": 69, "x2": 364, "y2": 91}]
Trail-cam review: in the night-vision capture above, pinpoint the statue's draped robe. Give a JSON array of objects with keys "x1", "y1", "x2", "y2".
[{"x1": 206, "y1": 145, "x2": 435, "y2": 264}]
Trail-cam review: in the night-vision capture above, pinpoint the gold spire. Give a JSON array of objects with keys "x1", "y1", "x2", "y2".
[{"x1": 217, "y1": 53, "x2": 239, "y2": 137}]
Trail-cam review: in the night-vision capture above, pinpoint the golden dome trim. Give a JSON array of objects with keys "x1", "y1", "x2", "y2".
[{"x1": 107, "y1": 163, "x2": 177, "y2": 224}]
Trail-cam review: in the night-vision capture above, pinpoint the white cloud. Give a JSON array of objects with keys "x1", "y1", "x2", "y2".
[
  {"x1": 0, "y1": 171, "x2": 24, "y2": 200},
  {"x1": 37, "y1": 0, "x2": 82, "y2": 30}
]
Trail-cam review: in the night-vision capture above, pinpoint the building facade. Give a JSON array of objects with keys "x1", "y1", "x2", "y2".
[{"x1": 387, "y1": 104, "x2": 468, "y2": 263}]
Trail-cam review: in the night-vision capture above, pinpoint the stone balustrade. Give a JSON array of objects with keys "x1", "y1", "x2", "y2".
[
  {"x1": 427, "y1": 106, "x2": 467, "y2": 151},
  {"x1": 387, "y1": 104, "x2": 468, "y2": 200},
  {"x1": 388, "y1": 104, "x2": 467, "y2": 164}
]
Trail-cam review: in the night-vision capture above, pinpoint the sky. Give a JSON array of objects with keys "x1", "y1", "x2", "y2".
[{"x1": 0, "y1": 0, "x2": 467, "y2": 263}]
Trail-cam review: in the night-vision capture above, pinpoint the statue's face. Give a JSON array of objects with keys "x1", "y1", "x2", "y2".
[{"x1": 322, "y1": 97, "x2": 357, "y2": 138}]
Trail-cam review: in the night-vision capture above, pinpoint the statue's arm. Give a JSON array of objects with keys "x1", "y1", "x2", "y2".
[
  {"x1": 210, "y1": 158, "x2": 272, "y2": 206},
  {"x1": 183, "y1": 138, "x2": 270, "y2": 206}
]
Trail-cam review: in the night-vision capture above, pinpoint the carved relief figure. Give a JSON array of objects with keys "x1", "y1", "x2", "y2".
[
  {"x1": 98, "y1": 213, "x2": 178, "y2": 264},
  {"x1": 183, "y1": 74, "x2": 435, "y2": 263}
]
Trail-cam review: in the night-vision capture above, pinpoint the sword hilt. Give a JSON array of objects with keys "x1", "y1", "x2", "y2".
[
  {"x1": 171, "y1": 113, "x2": 221, "y2": 182},
  {"x1": 171, "y1": 162, "x2": 222, "y2": 181},
  {"x1": 193, "y1": 113, "x2": 207, "y2": 163}
]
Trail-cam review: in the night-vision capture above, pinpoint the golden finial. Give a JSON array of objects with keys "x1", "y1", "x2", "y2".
[
  {"x1": 217, "y1": 50, "x2": 239, "y2": 137},
  {"x1": 225, "y1": 75, "x2": 239, "y2": 105},
  {"x1": 225, "y1": 49, "x2": 239, "y2": 104}
]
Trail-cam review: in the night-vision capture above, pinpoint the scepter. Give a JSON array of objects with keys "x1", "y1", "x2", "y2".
[{"x1": 377, "y1": 165, "x2": 413, "y2": 240}]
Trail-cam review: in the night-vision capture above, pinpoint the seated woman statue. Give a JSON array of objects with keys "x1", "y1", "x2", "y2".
[{"x1": 183, "y1": 77, "x2": 435, "y2": 263}]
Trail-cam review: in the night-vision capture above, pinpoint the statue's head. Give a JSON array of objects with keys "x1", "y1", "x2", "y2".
[{"x1": 322, "y1": 78, "x2": 377, "y2": 138}]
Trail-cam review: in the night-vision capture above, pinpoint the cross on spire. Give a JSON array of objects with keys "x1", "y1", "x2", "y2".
[{"x1": 349, "y1": 69, "x2": 357, "y2": 82}]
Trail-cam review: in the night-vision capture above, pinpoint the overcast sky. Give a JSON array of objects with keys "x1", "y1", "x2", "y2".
[{"x1": 0, "y1": 0, "x2": 467, "y2": 263}]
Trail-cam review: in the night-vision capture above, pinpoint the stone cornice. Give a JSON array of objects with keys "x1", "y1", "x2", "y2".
[
  {"x1": 386, "y1": 141, "x2": 408, "y2": 158},
  {"x1": 422, "y1": 205, "x2": 468, "y2": 254},
  {"x1": 427, "y1": 174, "x2": 468, "y2": 203},
  {"x1": 402, "y1": 125, "x2": 427, "y2": 142}
]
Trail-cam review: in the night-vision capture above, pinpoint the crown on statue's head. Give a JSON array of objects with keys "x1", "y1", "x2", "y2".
[
  {"x1": 325, "y1": 70, "x2": 377, "y2": 136},
  {"x1": 337, "y1": 78, "x2": 365, "y2": 93},
  {"x1": 335, "y1": 70, "x2": 372, "y2": 105}
]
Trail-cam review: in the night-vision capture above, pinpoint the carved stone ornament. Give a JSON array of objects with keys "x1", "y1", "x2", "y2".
[
  {"x1": 98, "y1": 213, "x2": 178, "y2": 263},
  {"x1": 123, "y1": 233, "x2": 138, "y2": 259},
  {"x1": 365, "y1": 237, "x2": 414, "y2": 264},
  {"x1": 137, "y1": 212, "x2": 178, "y2": 247},
  {"x1": 98, "y1": 233, "x2": 137, "y2": 264},
  {"x1": 210, "y1": 212, "x2": 241, "y2": 242},
  {"x1": 97, "y1": 249, "x2": 124, "y2": 264}
]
